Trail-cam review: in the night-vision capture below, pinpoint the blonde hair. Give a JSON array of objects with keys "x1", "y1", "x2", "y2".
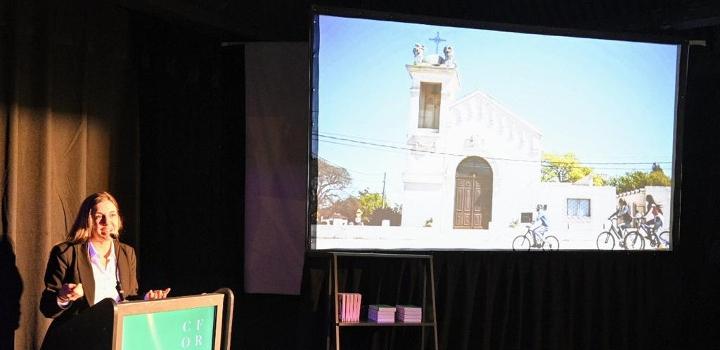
[{"x1": 66, "y1": 192, "x2": 123, "y2": 243}]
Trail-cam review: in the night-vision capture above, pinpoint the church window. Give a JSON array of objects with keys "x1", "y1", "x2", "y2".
[
  {"x1": 418, "y1": 82, "x2": 441, "y2": 129},
  {"x1": 567, "y1": 198, "x2": 591, "y2": 217}
]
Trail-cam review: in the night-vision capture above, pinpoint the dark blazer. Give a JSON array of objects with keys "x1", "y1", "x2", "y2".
[{"x1": 39, "y1": 240, "x2": 139, "y2": 339}]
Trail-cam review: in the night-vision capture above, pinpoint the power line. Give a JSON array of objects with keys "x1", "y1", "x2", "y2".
[
  {"x1": 317, "y1": 133, "x2": 538, "y2": 163},
  {"x1": 317, "y1": 155, "x2": 388, "y2": 176},
  {"x1": 315, "y1": 133, "x2": 671, "y2": 167}
]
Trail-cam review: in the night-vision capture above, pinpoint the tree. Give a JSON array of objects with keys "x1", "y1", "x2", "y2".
[
  {"x1": 592, "y1": 175, "x2": 606, "y2": 186},
  {"x1": 315, "y1": 158, "x2": 352, "y2": 209},
  {"x1": 541, "y1": 153, "x2": 594, "y2": 183},
  {"x1": 647, "y1": 163, "x2": 671, "y2": 187},
  {"x1": 330, "y1": 196, "x2": 361, "y2": 223},
  {"x1": 608, "y1": 171, "x2": 648, "y2": 194},
  {"x1": 368, "y1": 204, "x2": 403, "y2": 226},
  {"x1": 607, "y1": 163, "x2": 671, "y2": 194},
  {"x1": 358, "y1": 189, "x2": 386, "y2": 222}
]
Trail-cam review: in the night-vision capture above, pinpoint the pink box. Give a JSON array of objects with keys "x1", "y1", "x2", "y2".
[{"x1": 338, "y1": 293, "x2": 362, "y2": 322}]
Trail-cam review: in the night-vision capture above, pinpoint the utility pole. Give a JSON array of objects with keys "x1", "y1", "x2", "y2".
[{"x1": 381, "y1": 172, "x2": 387, "y2": 207}]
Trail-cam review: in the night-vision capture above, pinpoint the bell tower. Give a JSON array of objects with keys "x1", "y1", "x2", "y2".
[
  {"x1": 406, "y1": 44, "x2": 460, "y2": 138},
  {"x1": 401, "y1": 41, "x2": 461, "y2": 227}
]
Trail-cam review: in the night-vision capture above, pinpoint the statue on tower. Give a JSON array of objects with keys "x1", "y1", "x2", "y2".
[
  {"x1": 413, "y1": 43, "x2": 425, "y2": 65},
  {"x1": 442, "y1": 46, "x2": 456, "y2": 68},
  {"x1": 411, "y1": 40, "x2": 456, "y2": 67}
]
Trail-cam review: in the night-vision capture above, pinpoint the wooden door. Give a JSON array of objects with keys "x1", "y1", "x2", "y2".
[{"x1": 454, "y1": 175, "x2": 484, "y2": 228}]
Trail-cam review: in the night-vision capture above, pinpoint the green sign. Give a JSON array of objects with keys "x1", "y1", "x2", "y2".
[{"x1": 122, "y1": 306, "x2": 216, "y2": 350}]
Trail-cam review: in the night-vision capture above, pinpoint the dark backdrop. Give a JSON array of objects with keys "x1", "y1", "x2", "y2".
[
  {"x1": 131, "y1": 13, "x2": 245, "y2": 298},
  {"x1": 131, "y1": 16, "x2": 720, "y2": 350},
  {"x1": 2, "y1": 1, "x2": 720, "y2": 349}
]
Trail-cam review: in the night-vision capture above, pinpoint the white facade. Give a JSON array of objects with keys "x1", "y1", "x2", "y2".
[
  {"x1": 401, "y1": 54, "x2": 616, "y2": 235},
  {"x1": 537, "y1": 182, "x2": 617, "y2": 235}
]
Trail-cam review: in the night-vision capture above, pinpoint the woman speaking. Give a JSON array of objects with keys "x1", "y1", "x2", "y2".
[{"x1": 39, "y1": 192, "x2": 170, "y2": 349}]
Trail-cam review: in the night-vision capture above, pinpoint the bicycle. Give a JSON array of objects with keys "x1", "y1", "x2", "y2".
[
  {"x1": 623, "y1": 217, "x2": 670, "y2": 250},
  {"x1": 512, "y1": 225, "x2": 559, "y2": 251},
  {"x1": 596, "y1": 215, "x2": 630, "y2": 250}
]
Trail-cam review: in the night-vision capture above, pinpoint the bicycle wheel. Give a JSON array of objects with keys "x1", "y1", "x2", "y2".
[
  {"x1": 596, "y1": 231, "x2": 615, "y2": 250},
  {"x1": 624, "y1": 231, "x2": 645, "y2": 250},
  {"x1": 658, "y1": 231, "x2": 670, "y2": 249},
  {"x1": 542, "y1": 236, "x2": 560, "y2": 251},
  {"x1": 648, "y1": 234, "x2": 660, "y2": 248},
  {"x1": 512, "y1": 235, "x2": 531, "y2": 251}
]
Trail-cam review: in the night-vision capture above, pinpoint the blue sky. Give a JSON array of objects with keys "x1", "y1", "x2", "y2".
[{"x1": 315, "y1": 15, "x2": 679, "y2": 205}]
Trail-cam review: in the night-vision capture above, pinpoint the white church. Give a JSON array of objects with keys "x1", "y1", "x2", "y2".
[{"x1": 400, "y1": 43, "x2": 618, "y2": 239}]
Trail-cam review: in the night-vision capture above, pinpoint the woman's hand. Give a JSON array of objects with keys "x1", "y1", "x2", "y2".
[
  {"x1": 144, "y1": 288, "x2": 171, "y2": 300},
  {"x1": 58, "y1": 283, "x2": 84, "y2": 303}
]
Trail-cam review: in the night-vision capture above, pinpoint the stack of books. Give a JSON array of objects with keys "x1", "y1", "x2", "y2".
[
  {"x1": 368, "y1": 304, "x2": 396, "y2": 323},
  {"x1": 338, "y1": 293, "x2": 362, "y2": 323},
  {"x1": 396, "y1": 305, "x2": 422, "y2": 323}
]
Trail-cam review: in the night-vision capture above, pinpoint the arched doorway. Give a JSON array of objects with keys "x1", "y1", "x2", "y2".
[{"x1": 454, "y1": 157, "x2": 493, "y2": 229}]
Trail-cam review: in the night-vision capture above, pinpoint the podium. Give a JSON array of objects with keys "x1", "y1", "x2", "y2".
[{"x1": 43, "y1": 289, "x2": 234, "y2": 350}]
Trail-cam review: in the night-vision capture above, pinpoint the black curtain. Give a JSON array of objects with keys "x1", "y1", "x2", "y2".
[
  {"x1": 1, "y1": 0, "x2": 139, "y2": 348},
  {"x1": 674, "y1": 35, "x2": 720, "y2": 350},
  {"x1": 130, "y1": 13, "x2": 245, "y2": 348},
  {"x1": 296, "y1": 251, "x2": 685, "y2": 350}
]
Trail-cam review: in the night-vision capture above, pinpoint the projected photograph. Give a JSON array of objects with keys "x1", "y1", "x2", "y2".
[{"x1": 310, "y1": 14, "x2": 679, "y2": 251}]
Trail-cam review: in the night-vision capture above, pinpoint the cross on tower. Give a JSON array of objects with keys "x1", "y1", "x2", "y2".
[{"x1": 428, "y1": 32, "x2": 446, "y2": 54}]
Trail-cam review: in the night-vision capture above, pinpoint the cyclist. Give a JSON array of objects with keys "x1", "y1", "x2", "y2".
[
  {"x1": 609, "y1": 198, "x2": 632, "y2": 230},
  {"x1": 530, "y1": 204, "x2": 549, "y2": 247},
  {"x1": 644, "y1": 194, "x2": 668, "y2": 246}
]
